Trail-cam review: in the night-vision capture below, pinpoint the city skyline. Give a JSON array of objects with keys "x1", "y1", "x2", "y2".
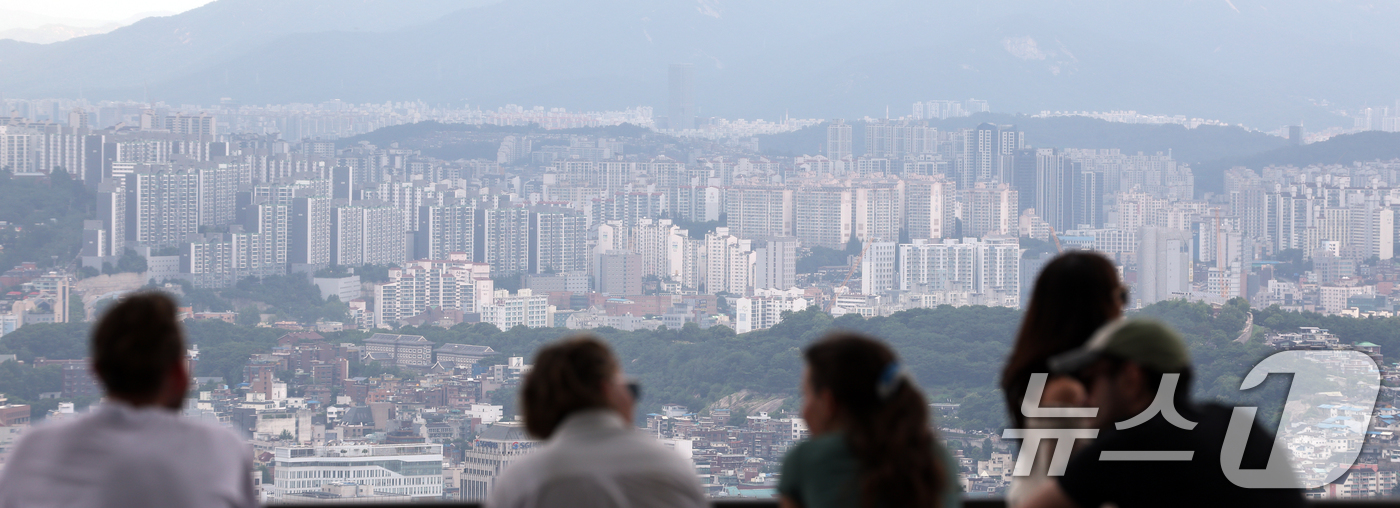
[{"x1": 3, "y1": 0, "x2": 1400, "y2": 503}]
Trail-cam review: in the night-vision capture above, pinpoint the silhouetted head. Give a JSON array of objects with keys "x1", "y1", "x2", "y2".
[
  {"x1": 521, "y1": 336, "x2": 633, "y2": 439},
  {"x1": 92, "y1": 292, "x2": 188, "y2": 409},
  {"x1": 1001, "y1": 251, "x2": 1124, "y2": 427},
  {"x1": 803, "y1": 332, "x2": 944, "y2": 508}
]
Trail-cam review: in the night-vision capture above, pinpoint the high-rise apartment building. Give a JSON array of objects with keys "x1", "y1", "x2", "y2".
[
  {"x1": 704, "y1": 227, "x2": 753, "y2": 295},
  {"x1": 725, "y1": 186, "x2": 794, "y2": 239},
  {"x1": 962, "y1": 182, "x2": 1019, "y2": 238},
  {"x1": 826, "y1": 120, "x2": 852, "y2": 161},
  {"x1": 288, "y1": 195, "x2": 331, "y2": 267},
  {"x1": 752, "y1": 237, "x2": 798, "y2": 291},
  {"x1": 332, "y1": 203, "x2": 405, "y2": 267},
  {"x1": 629, "y1": 218, "x2": 686, "y2": 281},
  {"x1": 898, "y1": 237, "x2": 1021, "y2": 306},
  {"x1": 735, "y1": 288, "x2": 811, "y2": 334},
  {"x1": 125, "y1": 166, "x2": 201, "y2": 246},
  {"x1": 1033, "y1": 148, "x2": 1080, "y2": 233},
  {"x1": 860, "y1": 241, "x2": 898, "y2": 296},
  {"x1": 416, "y1": 204, "x2": 475, "y2": 262},
  {"x1": 476, "y1": 206, "x2": 531, "y2": 277},
  {"x1": 668, "y1": 63, "x2": 696, "y2": 131},
  {"x1": 95, "y1": 181, "x2": 126, "y2": 257},
  {"x1": 1012, "y1": 148, "x2": 1038, "y2": 213},
  {"x1": 904, "y1": 175, "x2": 955, "y2": 241},
  {"x1": 852, "y1": 182, "x2": 903, "y2": 244},
  {"x1": 795, "y1": 187, "x2": 854, "y2": 249},
  {"x1": 864, "y1": 119, "x2": 935, "y2": 159},
  {"x1": 374, "y1": 260, "x2": 489, "y2": 328},
  {"x1": 1137, "y1": 227, "x2": 1192, "y2": 305},
  {"x1": 528, "y1": 206, "x2": 588, "y2": 274}
]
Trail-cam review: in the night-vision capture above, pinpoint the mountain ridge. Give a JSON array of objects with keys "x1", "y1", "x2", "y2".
[{"x1": 0, "y1": 0, "x2": 1396, "y2": 129}]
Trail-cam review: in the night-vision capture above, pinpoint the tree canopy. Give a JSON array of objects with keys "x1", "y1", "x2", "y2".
[
  {"x1": 0, "y1": 295, "x2": 1360, "y2": 432},
  {"x1": 0, "y1": 170, "x2": 93, "y2": 274}
]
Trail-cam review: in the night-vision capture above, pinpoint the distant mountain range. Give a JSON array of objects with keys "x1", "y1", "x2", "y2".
[{"x1": 1, "y1": 0, "x2": 1397, "y2": 129}]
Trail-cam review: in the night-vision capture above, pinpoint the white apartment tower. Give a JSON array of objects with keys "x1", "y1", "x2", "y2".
[
  {"x1": 853, "y1": 182, "x2": 903, "y2": 244},
  {"x1": 1137, "y1": 227, "x2": 1192, "y2": 305},
  {"x1": 479, "y1": 289, "x2": 551, "y2": 329},
  {"x1": 861, "y1": 240, "x2": 898, "y2": 296},
  {"x1": 724, "y1": 186, "x2": 795, "y2": 239},
  {"x1": 753, "y1": 237, "x2": 798, "y2": 291},
  {"x1": 904, "y1": 175, "x2": 955, "y2": 241},
  {"x1": 963, "y1": 182, "x2": 1019, "y2": 238},
  {"x1": 704, "y1": 227, "x2": 753, "y2": 295},
  {"x1": 898, "y1": 237, "x2": 1021, "y2": 305}
]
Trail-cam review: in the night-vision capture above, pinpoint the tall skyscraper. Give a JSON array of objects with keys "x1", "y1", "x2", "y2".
[
  {"x1": 1034, "y1": 148, "x2": 1080, "y2": 233},
  {"x1": 1012, "y1": 148, "x2": 1038, "y2": 213},
  {"x1": 668, "y1": 63, "x2": 695, "y2": 131},
  {"x1": 332, "y1": 164, "x2": 357, "y2": 200},
  {"x1": 1077, "y1": 171, "x2": 1104, "y2": 229},
  {"x1": 289, "y1": 195, "x2": 332, "y2": 266}
]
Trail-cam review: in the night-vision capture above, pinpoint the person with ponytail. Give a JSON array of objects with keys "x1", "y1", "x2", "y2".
[
  {"x1": 778, "y1": 333, "x2": 960, "y2": 508},
  {"x1": 999, "y1": 251, "x2": 1125, "y2": 506}
]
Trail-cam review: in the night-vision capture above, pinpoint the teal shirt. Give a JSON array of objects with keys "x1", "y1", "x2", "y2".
[{"x1": 778, "y1": 431, "x2": 962, "y2": 508}]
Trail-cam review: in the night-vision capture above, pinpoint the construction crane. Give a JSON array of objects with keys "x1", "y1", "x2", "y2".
[
  {"x1": 827, "y1": 239, "x2": 873, "y2": 312},
  {"x1": 1047, "y1": 226, "x2": 1064, "y2": 253}
]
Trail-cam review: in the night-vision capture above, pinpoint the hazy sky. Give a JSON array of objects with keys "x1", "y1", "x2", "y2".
[{"x1": 0, "y1": 0, "x2": 214, "y2": 25}]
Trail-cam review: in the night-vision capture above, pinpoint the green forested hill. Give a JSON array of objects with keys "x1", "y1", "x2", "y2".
[
  {"x1": 0, "y1": 170, "x2": 94, "y2": 274},
  {"x1": 0, "y1": 297, "x2": 1335, "y2": 430}
]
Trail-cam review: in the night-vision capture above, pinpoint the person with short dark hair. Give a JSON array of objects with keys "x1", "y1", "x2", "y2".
[
  {"x1": 779, "y1": 333, "x2": 961, "y2": 508},
  {"x1": 1022, "y1": 319, "x2": 1306, "y2": 508},
  {"x1": 0, "y1": 292, "x2": 256, "y2": 508},
  {"x1": 489, "y1": 336, "x2": 705, "y2": 508}
]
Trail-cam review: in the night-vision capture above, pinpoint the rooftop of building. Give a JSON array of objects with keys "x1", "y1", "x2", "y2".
[
  {"x1": 434, "y1": 344, "x2": 494, "y2": 357},
  {"x1": 476, "y1": 422, "x2": 531, "y2": 442},
  {"x1": 366, "y1": 333, "x2": 430, "y2": 345}
]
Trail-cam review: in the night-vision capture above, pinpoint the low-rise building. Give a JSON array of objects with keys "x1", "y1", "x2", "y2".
[
  {"x1": 270, "y1": 443, "x2": 444, "y2": 501},
  {"x1": 363, "y1": 334, "x2": 434, "y2": 369}
]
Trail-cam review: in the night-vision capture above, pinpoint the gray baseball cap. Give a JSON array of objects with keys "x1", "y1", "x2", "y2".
[{"x1": 1049, "y1": 319, "x2": 1191, "y2": 374}]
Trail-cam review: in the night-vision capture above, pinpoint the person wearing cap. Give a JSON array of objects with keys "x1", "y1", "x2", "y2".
[{"x1": 1021, "y1": 319, "x2": 1305, "y2": 508}]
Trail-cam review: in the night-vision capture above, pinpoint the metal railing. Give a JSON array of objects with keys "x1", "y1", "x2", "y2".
[{"x1": 272, "y1": 500, "x2": 1400, "y2": 508}]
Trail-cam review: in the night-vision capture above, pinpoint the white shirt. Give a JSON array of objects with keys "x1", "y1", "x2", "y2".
[
  {"x1": 0, "y1": 401, "x2": 256, "y2": 508},
  {"x1": 488, "y1": 408, "x2": 706, "y2": 508}
]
